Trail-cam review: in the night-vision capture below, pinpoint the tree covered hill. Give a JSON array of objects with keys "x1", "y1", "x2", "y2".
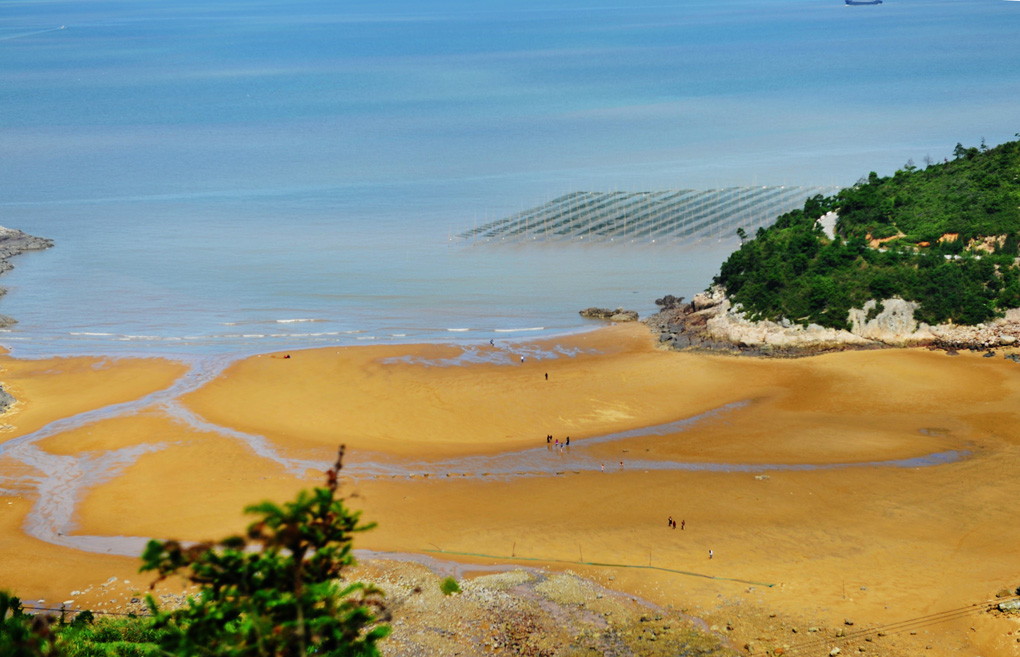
[{"x1": 714, "y1": 136, "x2": 1020, "y2": 330}]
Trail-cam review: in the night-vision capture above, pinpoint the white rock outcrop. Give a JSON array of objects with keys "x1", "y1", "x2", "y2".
[
  {"x1": 699, "y1": 294, "x2": 872, "y2": 350},
  {"x1": 846, "y1": 298, "x2": 934, "y2": 346},
  {"x1": 663, "y1": 287, "x2": 1020, "y2": 353}
]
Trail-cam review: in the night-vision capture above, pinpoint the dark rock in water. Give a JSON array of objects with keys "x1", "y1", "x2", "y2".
[
  {"x1": 983, "y1": 350, "x2": 996, "y2": 358},
  {"x1": 579, "y1": 307, "x2": 638, "y2": 322},
  {"x1": 654, "y1": 295, "x2": 685, "y2": 310}
]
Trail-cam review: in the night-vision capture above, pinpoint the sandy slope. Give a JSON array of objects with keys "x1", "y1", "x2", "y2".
[{"x1": 2, "y1": 324, "x2": 1020, "y2": 656}]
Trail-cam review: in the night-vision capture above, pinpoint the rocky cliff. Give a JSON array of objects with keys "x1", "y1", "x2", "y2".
[{"x1": 646, "y1": 287, "x2": 1020, "y2": 357}]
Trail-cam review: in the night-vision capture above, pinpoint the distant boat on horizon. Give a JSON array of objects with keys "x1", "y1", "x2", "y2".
[{"x1": 846, "y1": 0, "x2": 882, "y2": 4}]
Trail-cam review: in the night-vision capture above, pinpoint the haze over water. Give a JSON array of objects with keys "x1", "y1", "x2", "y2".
[{"x1": 1, "y1": 0, "x2": 1017, "y2": 357}]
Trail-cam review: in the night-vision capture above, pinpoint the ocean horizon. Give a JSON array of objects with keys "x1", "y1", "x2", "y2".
[{"x1": 2, "y1": 0, "x2": 1018, "y2": 358}]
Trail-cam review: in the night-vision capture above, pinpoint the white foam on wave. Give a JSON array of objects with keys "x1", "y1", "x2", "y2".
[
  {"x1": 70, "y1": 332, "x2": 114, "y2": 336},
  {"x1": 275, "y1": 318, "x2": 325, "y2": 324},
  {"x1": 494, "y1": 327, "x2": 545, "y2": 333},
  {"x1": 447, "y1": 328, "x2": 470, "y2": 332},
  {"x1": 355, "y1": 335, "x2": 376, "y2": 340},
  {"x1": 269, "y1": 331, "x2": 343, "y2": 338}
]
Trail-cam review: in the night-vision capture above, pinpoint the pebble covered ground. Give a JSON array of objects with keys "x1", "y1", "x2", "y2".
[
  {"x1": 357, "y1": 560, "x2": 734, "y2": 657},
  {"x1": 60, "y1": 560, "x2": 1020, "y2": 657}
]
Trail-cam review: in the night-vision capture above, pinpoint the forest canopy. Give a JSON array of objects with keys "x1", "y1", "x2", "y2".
[{"x1": 713, "y1": 136, "x2": 1020, "y2": 329}]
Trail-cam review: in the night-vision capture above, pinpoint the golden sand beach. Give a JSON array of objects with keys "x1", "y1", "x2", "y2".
[{"x1": 2, "y1": 323, "x2": 1019, "y2": 655}]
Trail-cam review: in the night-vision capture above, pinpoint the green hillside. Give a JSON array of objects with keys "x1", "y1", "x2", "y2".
[{"x1": 714, "y1": 137, "x2": 1020, "y2": 329}]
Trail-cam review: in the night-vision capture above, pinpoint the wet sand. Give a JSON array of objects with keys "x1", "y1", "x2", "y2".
[
  {"x1": 0, "y1": 495, "x2": 147, "y2": 609},
  {"x1": 2, "y1": 324, "x2": 1020, "y2": 656},
  {"x1": 0, "y1": 353, "x2": 189, "y2": 443}
]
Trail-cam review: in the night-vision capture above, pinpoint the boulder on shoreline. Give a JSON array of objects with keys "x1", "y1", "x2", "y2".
[
  {"x1": 645, "y1": 286, "x2": 1020, "y2": 357},
  {"x1": 579, "y1": 306, "x2": 639, "y2": 322}
]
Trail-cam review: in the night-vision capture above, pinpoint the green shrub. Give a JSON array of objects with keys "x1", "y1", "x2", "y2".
[
  {"x1": 871, "y1": 224, "x2": 899, "y2": 240},
  {"x1": 1, "y1": 591, "x2": 61, "y2": 656},
  {"x1": 439, "y1": 577, "x2": 461, "y2": 596},
  {"x1": 865, "y1": 301, "x2": 885, "y2": 323},
  {"x1": 59, "y1": 616, "x2": 173, "y2": 656}
]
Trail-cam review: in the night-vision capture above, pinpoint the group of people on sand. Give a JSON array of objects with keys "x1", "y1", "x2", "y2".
[
  {"x1": 667, "y1": 515, "x2": 711, "y2": 558},
  {"x1": 546, "y1": 435, "x2": 569, "y2": 451}
]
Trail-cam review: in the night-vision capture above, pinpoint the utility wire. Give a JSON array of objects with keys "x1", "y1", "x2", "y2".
[
  {"x1": 423, "y1": 548, "x2": 775, "y2": 588},
  {"x1": 749, "y1": 595, "x2": 1019, "y2": 656},
  {"x1": 19, "y1": 604, "x2": 150, "y2": 618}
]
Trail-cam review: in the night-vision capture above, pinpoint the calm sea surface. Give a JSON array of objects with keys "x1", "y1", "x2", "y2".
[{"x1": 1, "y1": 0, "x2": 1017, "y2": 358}]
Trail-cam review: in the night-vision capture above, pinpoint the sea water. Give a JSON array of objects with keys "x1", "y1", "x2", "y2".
[{"x1": 1, "y1": 0, "x2": 1018, "y2": 358}]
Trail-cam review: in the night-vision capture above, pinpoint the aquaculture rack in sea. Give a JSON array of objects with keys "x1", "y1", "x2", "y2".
[{"x1": 459, "y1": 186, "x2": 840, "y2": 244}]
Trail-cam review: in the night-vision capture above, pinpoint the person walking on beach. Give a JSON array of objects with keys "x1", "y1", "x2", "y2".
[
  {"x1": 681, "y1": 519, "x2": 685, "y2": 530},
  {"x1": 547, "y1": 435, "x2": 551, "y2": 444},
  {"x1": 545, "y1": 372, "x2": 548, "y2": 380},
  {"x1": 521, "y1": 355, "x2": 525, "y2": 363},
  {"x1": 709, "y1": 549, "x2": 713, "y2": 560},
  {"x1": 668, "y1": 516, "x2": 673, "y2": 528},
  {"x1": 601, "y1": 463, "x2": 604, "y2": 472},
  {"x1": 565, "y1": 436, "x2": 570, "y2": 446}
]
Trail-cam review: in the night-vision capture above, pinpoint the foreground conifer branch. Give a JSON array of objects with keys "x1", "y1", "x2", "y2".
[{"x1": 141, "y1": 445, "x2": 390, "y2": 657}]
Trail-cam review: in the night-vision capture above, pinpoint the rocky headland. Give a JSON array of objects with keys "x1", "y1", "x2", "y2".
[
  {"x1": 0, "y1": 226, "x2": 53, "y2": 317},
  {"x1": 0, "y1": 225, "x2": 53, "y2": 273},
  {"x1": 0, "y1": 225, "x2": 53, "y2": 412},
  {"x1": 0, "y1": 225, "x2": 53, "y2": 323},
  {"x1": 646, "y1": 288, "x2": 1020, "y2": 357}
]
